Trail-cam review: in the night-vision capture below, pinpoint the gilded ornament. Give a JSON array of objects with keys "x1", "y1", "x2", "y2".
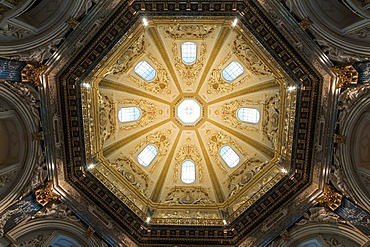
[
  {"x1": 35, "y1": 181, "x2": 61, "y2": 206},
  {"x1": 106, "y1": 34, "x2": 146, "y2": 75},
  {"x1": 172, "y1": 41, "x2": 206, "y2": 86},
  {"x1": 21, "y1": 63, "x2": 47, "y2": 87},
  {"x1": 331, "y1": 65, "x2": 358, "y2": 88},
  {"x1": 163, "y1": 24, "x2": 215, "y2": 39},
  {"x1": 315, "y1": 184, "x2": 343, "y2": 211},
  {"x1": 118, "y1": 99, "x2": 162, "y2": 131},
  {"x1": 173, "y1": 143, "x2": 203, "y2": 183},
  {"x1": 233, "y1": 35, "x2": 273, "y2": 77}
]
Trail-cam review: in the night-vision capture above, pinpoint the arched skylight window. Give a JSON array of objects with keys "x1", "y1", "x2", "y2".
[
  {"x1": 181, "y1": 160, "x2": 196, "y2": 184},
  {"x1": 118, "y1": 107, "x2": 141, "y2": 123},
  {"x1": 134, "y1": 61, "x2": 156, "y2": 81},
  {"x1": 222, "y1": 61, "x2": 244, "y2": 82},
  {"x1": 237, "y1": 108, "x2": 260, "y2": 123},
  {"x1": 297, "y1": 239, "x2": 323, "y2": 247},
  {"x1": 181, "y1": 42, "x2": 197, "y2": 65},
  {"x1": 219, "y1": 146, "x2": 240, "y2": 168},
  {"x1": 137, "y1": 144, "x2": 158, "y2": 167}
]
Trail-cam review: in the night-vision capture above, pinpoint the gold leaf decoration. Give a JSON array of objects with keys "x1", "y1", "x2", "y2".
[{"x1": 118, "y1": 99, "x2": 162, "y2": 130}]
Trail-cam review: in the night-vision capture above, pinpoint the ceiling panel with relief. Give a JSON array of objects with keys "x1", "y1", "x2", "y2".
[{"x1": 82, "y1": 18, "x2": 297, "y2": 226}]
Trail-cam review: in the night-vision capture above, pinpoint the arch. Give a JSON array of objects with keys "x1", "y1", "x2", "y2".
[
  {"x1": 118, "y1": 107, "x2": 141, "y2": 123},
  {"x1": 219, "y1": 145, "x2": 240, "y2": 168},
  {"x1": 134, "y1": 61, "x2": 156, "y2": 81},
  {"x1": 237, "y1": 108, "x2": 260, "y2": 123},
  {"x1": 222, "y1": 61, "x2": 244, "y2": 82},
  {"x1": 181, "y1": 42, "x2": 197, "y2": 65},
  {"x1": 181, "y1": 160, "x2": 196, "y2": 184},
  {"x1": 137, "y1": 144, "x2": 158, "y2": 167}
]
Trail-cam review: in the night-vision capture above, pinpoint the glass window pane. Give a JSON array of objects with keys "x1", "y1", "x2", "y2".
[
  {"x1": 222, "y1": 61, "x2": 244, "y2": 82},
  {"x1": 118, "y1": 107, "x2": 141, "y2": 123},
  {"x1": 181, "y1": 160, "x2": 196, "y2": 183},
  {"x1": 237, "y1": 108, "x2": 260, "y2": 123},
  {"x1": 134, "y1": 61, "x2": 157, "y2": 81},
  {"x1": 181, "y1": 42, "x2": 197, "y2": 65},
  {"x1": 137, "y1": 144, "x2": 158, "y2": 167},
  {"x1": 219, "y1": 146, "x2": 240, "y2": 168}
]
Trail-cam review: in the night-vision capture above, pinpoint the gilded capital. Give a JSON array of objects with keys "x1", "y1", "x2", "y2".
[
  {"x1": 21, "y1": 63, "x2": 47, "y2": 87},
  {"x1": 331, "y1": 65, "x2": 358, "y2": 89},
  {"x1": 35, "y1": 181, "x2": 60, "y2": 206},
  {"x1": 316, "y1": 184, "x2": 343, "y2": 211}
]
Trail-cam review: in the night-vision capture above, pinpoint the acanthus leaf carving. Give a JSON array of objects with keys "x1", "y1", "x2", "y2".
[{"x1": 262, "y1": 93, "x2": 280, "y2": 146}]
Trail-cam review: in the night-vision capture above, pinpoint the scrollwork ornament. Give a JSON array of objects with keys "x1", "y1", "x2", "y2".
[
  {"x1": 315, "y1": 184, "x2": 343, "y2": 211},
  {"x1": 21, "y1": 63, "x2": 48, "y2": 87},
  {"x1": 35, "y1": 181, "x2": 61, "y2": 206},
  {"x1": 331, "y1": 65, "x2": 358, "y2": 89},
  {"x1": 163, "y1": 24, "x2": 215, "y2": 39}
]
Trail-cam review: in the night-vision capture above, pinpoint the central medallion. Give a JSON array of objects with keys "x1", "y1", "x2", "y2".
[{"x1": 176, "y1": 98, "x2": 202, "y2": 126}]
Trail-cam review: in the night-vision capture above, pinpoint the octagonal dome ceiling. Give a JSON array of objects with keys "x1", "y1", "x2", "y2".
[{"x1": 81, "y1": 18, "x2": 297, "y2": 226}]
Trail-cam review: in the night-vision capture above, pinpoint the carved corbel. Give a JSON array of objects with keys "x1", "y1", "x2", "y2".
[
  {"x1": 21, "y1": 63, "x2": 47, "y2": 87},
  {"x1": 331, "y1": 65, "x2": 358, "y2": 89},
  {"x1": 315, "y1": 184, "x2": 343, "y2": 211},
  {"x1": 35, "y1": 181, "x2": 60, "y2": 206}
]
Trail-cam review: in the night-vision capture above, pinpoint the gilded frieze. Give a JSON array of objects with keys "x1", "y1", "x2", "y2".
[
  {"x1": 118, "y1": 99, "x2": 162, "y2": 130},
  {"x1": 172, "y1": 41, "x2": 206, "y2": 86},
  {"x1": 98, "y1": 92, "x2": 116, "y2": 143},
  {"x1": 233, "y1": 35, "x2": 273, "y2": 77},
  {"x1": 130, "y1": 130, "x2": 171, "y2": 173},
  {"x1": 129, "y1": 53, "x2": 171, "y2": 94},
  {"x1": 216, "y1": 99, "x2": 260, "y2": 131},
  {"x1": 163, "y1": 24, "x2": 215, "y2": 39},
  {"x1": 206, "y1": 130, "x2": 247, "y2": 173},
  {"x1": 110, "y1": 156, "x2": 150, "y2": 197},
  {"x1": 173, "y1": 140, "x2": 203, "y2": 183},
  {"x1": 162, "y1": 186, "x2": 214, "y2": 205},
  {"x1": 106, "y1": 34, "x2": 146, "y2": 75}
]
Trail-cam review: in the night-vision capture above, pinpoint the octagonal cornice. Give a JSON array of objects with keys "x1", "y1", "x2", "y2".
[{"x1": 45, "y1": 1, "x2": 327, "y2": 246}]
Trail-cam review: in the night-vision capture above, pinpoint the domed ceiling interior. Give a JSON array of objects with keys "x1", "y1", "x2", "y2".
[{"x1": 81, "y1": 18, "x2": 297, "y2": 226}]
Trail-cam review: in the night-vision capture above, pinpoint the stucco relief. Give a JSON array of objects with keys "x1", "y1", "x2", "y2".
[
  {"x1": 111, "y1": 156, "x2": 149, "y2": 196},
  {"x1": 172, "y1": 41, "x2": 206, "y2": 86},
  {"x1": 216, "y1": 99, "x2": 260, "y2": 132},
  {"x1": 98, "y1": 93, "x2": 116, "y2": 143},
  {"x1": 263, "y1": 93, "x2": 280, "y2": 146},
  {"x1": 129, "y1": 54, "x2": 171, "y2": 94},
  {"x1": 162, "y1": 187, "x2": 214, "y2": 205},
  {"x1": 173, "y1": 141, "x2": 203, "y2": 183},
  {"x1": 106, "y1": 34, "x2": 146, "y2": 75},
  {"x1": 233, "y1": 35, "x2": 273, "y2": 77},
  {"x1": 117, "y1": 98, "x2": 163, "y2": 131},
  {"x1": 227, "y1": 157, "x2": 268, "y2": 197},
  {"x1": 207, "y1": 52, "x2": 250, "y2": 94},
  {"x1": 163, "y1": 24, "x2": 215, "y2": 39},
  {"x1": 207, "y1": 130, "x2": 247, "y2": 174},
  {"x1": 130, "y1": 130, "x2": 171, "y2": 173}
]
